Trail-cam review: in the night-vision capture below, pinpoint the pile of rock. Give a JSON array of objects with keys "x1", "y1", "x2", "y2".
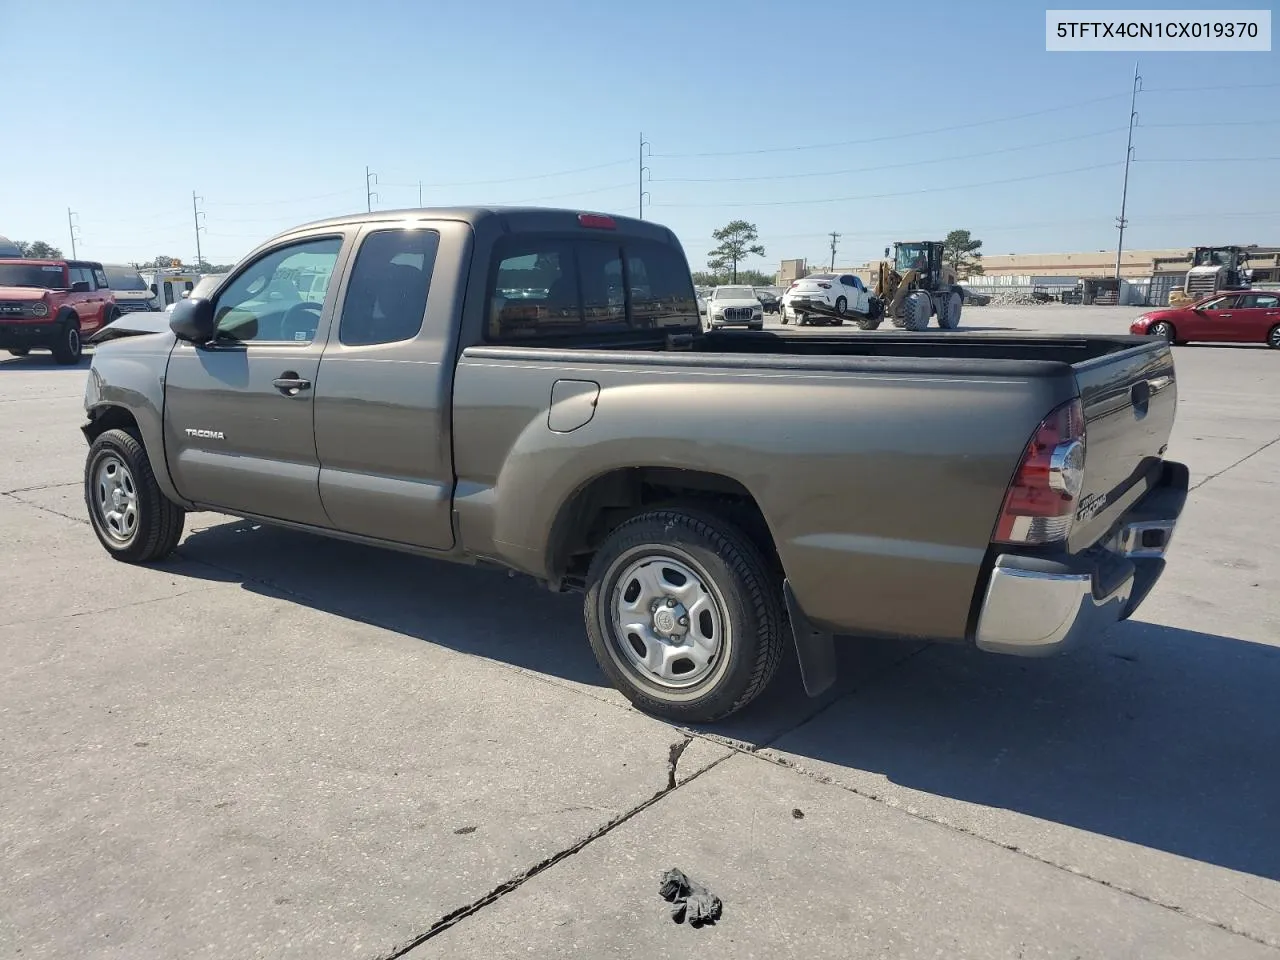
[{"x1": 986, "y1": 291, "x2": 1049, "y2": 306}]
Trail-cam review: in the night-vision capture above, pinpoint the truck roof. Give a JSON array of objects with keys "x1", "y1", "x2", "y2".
[{"x1": 287, "y1": 206, "x2": 679, "y2": 243}]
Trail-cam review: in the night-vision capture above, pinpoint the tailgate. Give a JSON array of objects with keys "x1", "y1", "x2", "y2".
[{"x1": 1068, "y1": 340, "x2": 1177, "y2": 553}]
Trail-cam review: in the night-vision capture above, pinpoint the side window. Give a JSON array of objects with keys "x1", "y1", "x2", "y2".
[
  {"x1": 625, "y1": 240, "x2": 698, "y2": 329},
  {"x1": 339, "y1": 228, "x2": 439, "y2": 346},
  {"x1": 1242, "y1": 294, "x2": 1279, "y2": 309},
  {"x1": 212, "y1": 236, "x2": 342, "y2": 344},
  {"x1": 69, "y1": 266, "x2": 91, "y2": 287},
  {"x1": 488, "y1": 240, "x2": 580, "y2": 340},
  {"x1": 839, "y1": 274, "x2": 855, "y2": 287},
  {"x1": 93, "y1": 268, "x2": 109, "y2": 289}
]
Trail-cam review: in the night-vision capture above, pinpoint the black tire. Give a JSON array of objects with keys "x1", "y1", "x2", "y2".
[
  {"x1": 51, "y1": 317, "x2": 82, "y2": 365},
  {"x1": 831, "y1": 315, "x2": 844, "y2": 326},
  {"x1": 834, "y1": 296, "x2": 847, "y2": 317},
  {"x1": 7, "y1": 348, "x2": 30, "y2": 357},
  {"x1": 583, "y1": 509, "x2": 785, "y2": 723},
  {"x1": 855, "y1": 316, "x2": 882, "y2": 330},
  {"x1": 85, "y1": 428, "x2": 186, "y2": 563},
  {"x1": 1149, "y1": 321, "x2": 1175, "y2": 342},
  {"x1": 1269, "y1": 325, "x2": 1280, "y2": 350}
]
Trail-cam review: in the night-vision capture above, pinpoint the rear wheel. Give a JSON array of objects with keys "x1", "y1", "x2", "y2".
[
  {"x1": 937, "y1": 292, "x2": 962, "y2": 330},
  {"x1": 1268, "y1": 324, "x2": 1280, "y2": 350},
  {"x1": 51, "y1": 318, "x2": 82, "y2": 365},
  {"x1": 85, "y1": 429, "x2": 186, "y2": 563},
  {"x1": 834, "y1": 296, "x2": 847, "y2": 317},
  {"x1": 583, "y1": 509, "x2": 785, "y2": 723}
]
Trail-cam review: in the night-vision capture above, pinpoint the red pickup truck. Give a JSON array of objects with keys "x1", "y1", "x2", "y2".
[{"x1": 0, "y1": 258, "x2": 119, "y2": 364}]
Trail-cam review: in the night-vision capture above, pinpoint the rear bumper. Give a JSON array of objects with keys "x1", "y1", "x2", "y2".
[{"x1": 974, "y1": 459, "x2": 1188, "y2": 657}]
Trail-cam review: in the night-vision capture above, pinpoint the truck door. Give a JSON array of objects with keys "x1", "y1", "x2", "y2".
[
  {"x1": 312, "y1": 221, "x2": 461, "y2": 550},
  {"x1": 161, "y1": 234, "x2": 348, "y2": 527}
]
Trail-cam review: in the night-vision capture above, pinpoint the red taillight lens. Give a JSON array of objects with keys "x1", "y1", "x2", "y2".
[
  {"x1": 577, "y1": 213, "x2": 616, "y2": 230},
  {"x1": 818, "y1": 282, "x2": 831, "y2": 289},
  {"x1": 993, "y1": 398, "x2": 1086, "y2": 545}
]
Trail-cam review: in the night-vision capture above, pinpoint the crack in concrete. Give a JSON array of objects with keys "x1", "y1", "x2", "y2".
[
  {"x1": 666, "y1": 735, "x2": 692, "y2": 789},
  {"x1": 1, "y1": 490, "x2": 87, "y2": 525},
  {"x1": 0, "y1": 586, "x2": 217, "y2": 629},
  {"x1": 381, "y1": 749, "x2": 733, "y2": 959},
  {"x1": 0, "y1": 480, "x2": 80, "y2": 496},
  {"x1": 1190, "y1": 433, "x2": 1280, "y2": 491},
  {"x1": 737, "y1": 747, "x2": 1280, "y2": 951}
]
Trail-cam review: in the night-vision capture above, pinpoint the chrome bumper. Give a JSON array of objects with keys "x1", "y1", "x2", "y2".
[{"x1": 975, "y1": 462, "x2": 1187, "y2": 657}]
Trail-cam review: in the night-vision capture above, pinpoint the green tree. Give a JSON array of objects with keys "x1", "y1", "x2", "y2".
[
  {"x1": 943, "y1": 230, "x2": 983, "y2": 276},
  {"x1": 707, "y1": 220, "x2": 765, "y2": 284},
  {"x1": 13, "y1": 240, "x2": 30, "y2": 256},
  {"x1": 25, "y1": 240, "x2": 63, "y2": 259}
]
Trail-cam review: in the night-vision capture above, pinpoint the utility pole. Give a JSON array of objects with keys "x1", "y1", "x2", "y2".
[
  {"x1": 418, "y1": 180, "x2": 423, "y2": 207},
  {"x1": 366, "y1": 166, "x2": 379, "y2": 212},
  {"x1": 192, "y1": 191, "x2": 206, "y2": 269},
  {"x1": 639, "y1": 132, "x2": 651, "y2": 219},
  {"x1": 67, "y1": 208, "x2": 80, "y2": 258},
  {"x1": 828, "y1": 231, "x2": 841, "y2": 271},
  {"x1": 1114, "y1": 61, "x2": 1141, "y2": 279}
]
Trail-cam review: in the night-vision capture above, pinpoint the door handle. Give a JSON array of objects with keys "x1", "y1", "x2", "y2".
[
  {"x1": 273, "y1": 373, "x2": 312, "y2": 396},
  {"x1": 1219, "y1": 313, "x2": 1232, "y2": 318}
]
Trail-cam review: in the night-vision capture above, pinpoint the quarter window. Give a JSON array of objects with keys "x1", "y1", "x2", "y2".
[
  {"x1": 340, "y1": 229, "x2": 440, "y2": 346},
  {"x1": 212, "y1": 236, "x2": 342, "y2": 343}
]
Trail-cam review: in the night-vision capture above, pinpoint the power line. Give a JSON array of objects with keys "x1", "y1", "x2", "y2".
[
  {"x1": 494, "y1": 180, "x2": 634, "y2": 205},
  {"x1": 205, "y1": 190, "x2": 352, "y2": 208},
  {"x1": 651, "y1": 161, "x2": 1124, "y2": 209},
  {"x1": 653, "y1": 93, "x2": 1131, "y2": 159},
  {"x1": 380, "y1": 159, "x2": 631, "y2": 190},
  {"x1": 1135, "y1": 156, "x2": 1280, "y2": 162},
  {"x1": 1143, "y1": 81, "x2": 1280, "y2": 93},
  {"x1": 653, "y1": 127, "x2": 1129, "y2": 184}
]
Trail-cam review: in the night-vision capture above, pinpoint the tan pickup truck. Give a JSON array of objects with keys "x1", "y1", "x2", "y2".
[{"x1": 81, "y1": 207, "x2": 1188, "y2": 722}]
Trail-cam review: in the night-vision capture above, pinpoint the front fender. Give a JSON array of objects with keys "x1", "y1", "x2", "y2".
[{"x1": 83, "y1": 333, "x2": 188, "y2": 507}]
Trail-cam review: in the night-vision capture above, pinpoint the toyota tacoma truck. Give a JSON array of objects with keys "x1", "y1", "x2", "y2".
[
  {"x1": 80, "y1": 207, "x2": 1187, "y2": 723},
  {"x1": 1, "y1": 257, "x2": 118, "y2": 363}
]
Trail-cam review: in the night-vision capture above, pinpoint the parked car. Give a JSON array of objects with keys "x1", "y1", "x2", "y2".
[
  {"x1": 0, "y1": 257, "x2": 118, "y2": 363},
  {"x1": 754, "y1": 289, "x2": 780, "y2": 313},
  {"x1": 1130, "y1": 291, "x2": 1280, "y2": 348},
  {"x1": 102, "y1": 264, "x2": 160, "y2": 314},
  {"x1": 781, "y1": 273, "x2": 875, "y2": 326},
  {"x1": 80, "y1": 206, "x2": 1186, "y2": 724},
  {"x1": 706, "y1": 285, "x2": 764, "y2": 330}
]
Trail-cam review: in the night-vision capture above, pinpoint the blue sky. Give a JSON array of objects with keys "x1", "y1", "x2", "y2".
[{"x1": 0, "y1": 0, "x2": 1275, "y2": 273}]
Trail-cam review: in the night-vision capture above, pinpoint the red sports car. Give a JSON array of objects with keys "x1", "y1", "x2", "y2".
[{"x1": 1130, "y1": 291, "x2": 1280, "y2": 348}]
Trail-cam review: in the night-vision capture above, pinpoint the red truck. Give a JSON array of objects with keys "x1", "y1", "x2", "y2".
[{"x1": 0, "y1": 258, "x2": 119, "y2": 364}]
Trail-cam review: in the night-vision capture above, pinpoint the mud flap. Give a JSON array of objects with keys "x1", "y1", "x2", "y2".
[{"x1": 783, "y1": 579, "x2": 836, "y2": 697}]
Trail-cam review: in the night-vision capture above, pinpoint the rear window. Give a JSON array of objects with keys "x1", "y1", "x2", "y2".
[{"x1": 486, "y1": 236, "x2": 696, "y2": 341}]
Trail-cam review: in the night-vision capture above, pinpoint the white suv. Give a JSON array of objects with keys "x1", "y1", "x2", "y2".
[
  {"x1": 781, "y1": 273, "x2": 873, "y2": 326},
  {"x1": 706, "y1": 285, "x2": 764, "y2": 330}
]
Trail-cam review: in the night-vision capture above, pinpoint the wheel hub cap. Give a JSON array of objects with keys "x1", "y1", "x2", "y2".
[
  {"x1": 610, "y1": 555, "x2": 725, "y2": 689},
  {"x1": 94, "y1": 455, "x2": 139, "y2": 544}
]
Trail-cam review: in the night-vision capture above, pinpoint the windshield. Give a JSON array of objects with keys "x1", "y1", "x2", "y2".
[
  {"x1": 103, "y1": 266, "x2": 150, "y2": 291},
  {"x1": 895, "y1": 244, "x2": 930, "y2": 273},
  {"x1": 716, "y1": 287, "x2": 755, "y2": 299},
  {"x1": 190, "y1": 275, "x2": 226, "y2": 299},
  {"x1": 0, "y1": 263, "x2": 67, "y2": 288}
]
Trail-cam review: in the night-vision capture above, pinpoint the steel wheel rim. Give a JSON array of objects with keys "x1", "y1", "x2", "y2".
[
  {"x1": 68, "y1": 326, "x2": 80, "y2": 354},
  {"x1": 606, "y1": 549, "x2": 730, "y2": 692},
  {"x1": 94, "y1": 454, "x2": 139, "y2": 544}
]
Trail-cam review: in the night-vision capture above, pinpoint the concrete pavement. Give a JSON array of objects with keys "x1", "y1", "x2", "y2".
[{"x1": 1, "y1": 308, "x2": 1277, "y2": 959}]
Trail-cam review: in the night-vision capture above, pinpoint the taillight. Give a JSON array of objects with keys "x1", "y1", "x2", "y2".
[
  {"x1": 818, "y1": 282, "x2": 831, "y2": 289},
  {"x1": 578, "y1": 213, "x2": 616, "y2": 230},
  {"x1": 993, "y1": 398, "x2": 1086, "y2": 546}
]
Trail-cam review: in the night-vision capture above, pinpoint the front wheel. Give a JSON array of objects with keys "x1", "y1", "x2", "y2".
[
  {"x1": 85, "y1": 429, "x2": 186, "y2": 563},
  {"x1": 1149, "y1": 321, "x2": 1175, "y2": 342},
  {"x1": 855, "y1": 316, "x2": 883, "y2": 330},
  {"x1": 583, "y1": 509, "x2": 785, "y2": 723},
  {"x1": 51, "y1": 320, "x2": 82, "y2": 365}
]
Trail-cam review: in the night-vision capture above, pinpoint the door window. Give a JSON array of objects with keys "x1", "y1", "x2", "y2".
[
  {"x1": 93, "y1": 267, "x2": 109, "y2": 289},
  {"x1": 625, "y1": 240, "x2": 698, "y2": 329},
  {"x1": 1239, "y1": 294, "x2": 1279, "y2": 309},
  {"x1": 212, "y1": 236, "x2": 342, "y2": 343},
  {"x1": 339, "y1": 228, "x2": 440, "y2": 346}
]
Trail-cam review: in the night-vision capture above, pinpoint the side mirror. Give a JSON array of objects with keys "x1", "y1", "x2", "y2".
[
  {"x1": 69, "y1": 280, "x2": 91, "y2": 293},
  {"x1": 149, "y1": 283, "x2": 158, "y2": 295},
  {"x1": 169, "y1": 297, "x2": 216, "y2": 343}
]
